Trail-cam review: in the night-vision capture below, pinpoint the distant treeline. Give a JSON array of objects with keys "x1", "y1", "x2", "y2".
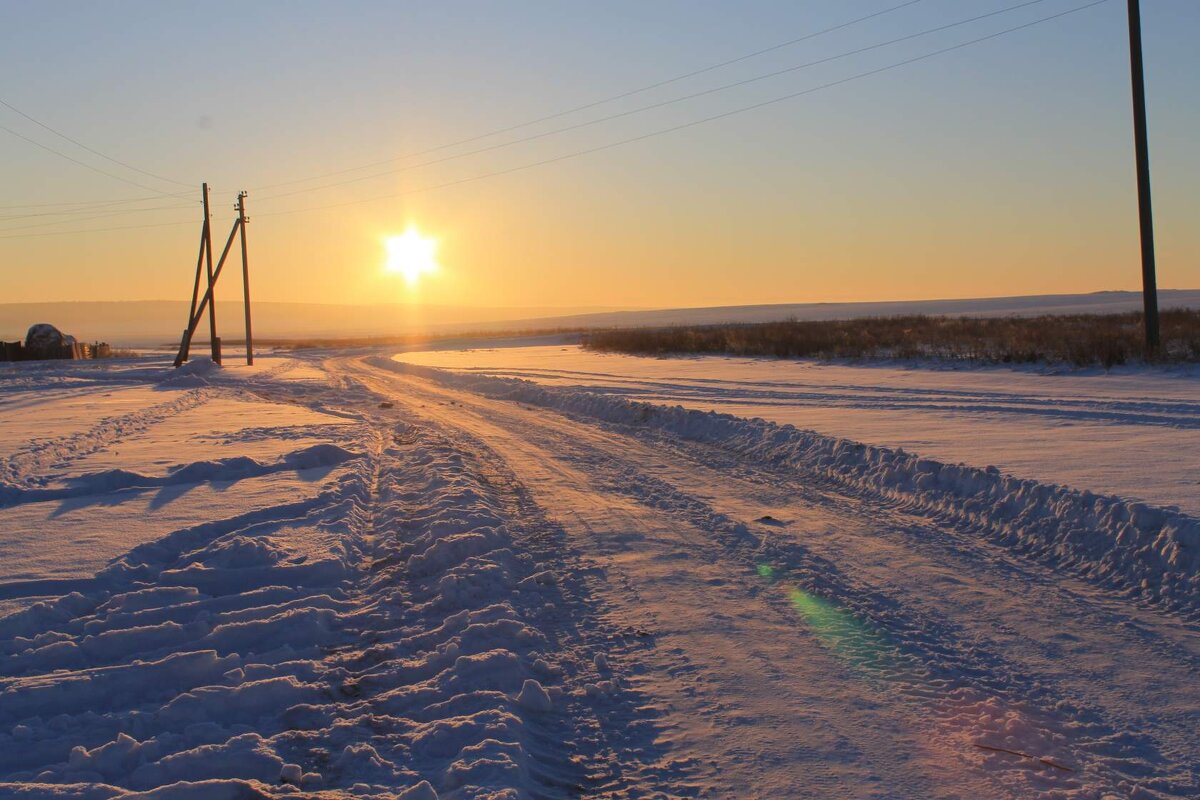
[{"x1": 581, "y1": 310, "x2": 1200, "y2": 367}]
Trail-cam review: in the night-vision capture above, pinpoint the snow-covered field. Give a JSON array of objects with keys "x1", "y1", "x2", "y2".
[{"x1": 1, "y1": 346, "x2": 1197, "y2": 798}]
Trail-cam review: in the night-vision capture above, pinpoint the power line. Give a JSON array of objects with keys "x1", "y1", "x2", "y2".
[
  {"x1": 0, "y1": 123, "x2": 196, "y2": 201},
  {"x1": 255, "y1": 0, "x2": 1055, "y2": 204},
  {"x1": 0, "y1": 203, "x2": 196, "y2": 232},
  {"x1": 249, "y1": 0, "x2": 929, "y2": 192},
  {"x1": 0, "y1": 217, "x2": 196, "y2": 240},
  {"x1": 0, "y1": 200, "x2": 195, "y2": 222},
  {"x1": 251, "y1": 0, "x2": 1109, "y2": 221},
  {"x1": 0, "y1": 194, "x2": 188, "y2": 210},
  {"x1": 0, "y1": 97, "x2": 194, "y2": 188}
]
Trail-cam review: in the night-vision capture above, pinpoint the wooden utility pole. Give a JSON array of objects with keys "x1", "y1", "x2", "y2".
[
  {"x1": 1126, "y1": 0, "x2": 1159, "y2": 352},
  {"x1": 238, "y1": 191, "x2": 254, "y2": 366},
  {"x1": 175, "y1": 187, "x2": 255, "y2": 369},
  {"x1": 201, "y1": 182, "x2": 222, "y2": 364}
]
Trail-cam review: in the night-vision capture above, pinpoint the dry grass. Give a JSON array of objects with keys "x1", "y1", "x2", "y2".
[{"x1": 582, "y1": 310, "x2": 1200, "y2": 367}]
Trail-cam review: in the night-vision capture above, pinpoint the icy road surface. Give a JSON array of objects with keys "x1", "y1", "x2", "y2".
[{"x1": 0, "y1": 351, "x2": 1197, "y2": 798}]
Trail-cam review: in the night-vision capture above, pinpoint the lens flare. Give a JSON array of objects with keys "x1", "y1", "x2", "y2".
[{"x1": 757, "y1": 561, "x2": 895, "y2": 674}]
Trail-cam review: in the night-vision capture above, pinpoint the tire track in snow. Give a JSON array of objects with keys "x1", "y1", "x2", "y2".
[
  {"x1": 365, "y1": 359, "x2": 1200, "y2": 799},
  {"x1": 444, "y1": 367, "x2": 1200, "y2": 429},
  {"x1": 584, "y1": 456, "x2": 1197, "y2": 798},
  {"x1": 333, "y1": 358, "x2": 699, "y2": 797},
  {"x1": 346, "y1": 360, "x2": 956, "y2": 798},
  {"x1": 385, "y1": 357, "x2": 1200, "y2": 618}
]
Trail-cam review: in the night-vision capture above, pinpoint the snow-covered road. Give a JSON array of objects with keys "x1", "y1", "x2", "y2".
[
  {"x1": 350, "y1": 356, "x2": 1200, "y2": 799},
  {"x1": 1, "y1": 352, "x2": 1197, "y2": 798},
  {"x1": 396, "y1": 345, "x2": 1200, "y2": 515}
]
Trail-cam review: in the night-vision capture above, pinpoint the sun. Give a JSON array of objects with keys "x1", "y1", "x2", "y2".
[{"x1": 384, "y1": 227, "x2": 439, "y2": 284}]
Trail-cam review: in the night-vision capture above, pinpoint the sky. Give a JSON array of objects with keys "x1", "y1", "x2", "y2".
[{"x1": 1, "y1": 0, "x2": 1197, "y2": 312}]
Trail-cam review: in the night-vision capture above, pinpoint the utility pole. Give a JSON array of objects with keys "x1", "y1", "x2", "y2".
[
  {"x1": 201, "y1": 182, "x2": 222, "y2": 364},
  {"x1": 1126, "y1": 0, "x2": 1159, "y2": 352},
  {"x1": 237, "y1": 191, "x2": 254, "y2": 366},
  {"x1": 175, "y1": 186, "x2": 254, "y2": 369}
]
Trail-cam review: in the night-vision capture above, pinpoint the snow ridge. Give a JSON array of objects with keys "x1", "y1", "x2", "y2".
[
  {"x1": 376, "y1": 358, "x2": 1200, "y2": 616},
  {"x1": 0, "y1": 443, "x2": 360, "y2": 510}
]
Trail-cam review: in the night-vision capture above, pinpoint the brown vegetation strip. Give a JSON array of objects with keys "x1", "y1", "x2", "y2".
[{"x1": 582, "y1": 310, "x2": 1200, "y2": 367}]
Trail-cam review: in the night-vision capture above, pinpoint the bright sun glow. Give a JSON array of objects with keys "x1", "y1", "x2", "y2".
[{"x1": 384, "y1": 228, "x2": 439, "y2": 284}]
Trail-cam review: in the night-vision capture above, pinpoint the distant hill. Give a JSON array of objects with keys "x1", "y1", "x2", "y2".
[
  {"x1": 0, "y1": 301, "x2": 630, "y2": 346},
  {"x1": 1, "y1": 291, "x2": 1197, "y2": 346},
  {"x1": 517, "y1": 290, "x2": 1200, "y2": 332}
]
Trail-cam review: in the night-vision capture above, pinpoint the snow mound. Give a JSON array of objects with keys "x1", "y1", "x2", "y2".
[
  {"x1": 515, "y1": 678, "x2": 552, "y2": 712},
  {"x1": 160, "y1": 358, "x2": 220, "y2": 389},
  {"x1": 281, "y1": 443, "x2": 358, "y2": 471}
]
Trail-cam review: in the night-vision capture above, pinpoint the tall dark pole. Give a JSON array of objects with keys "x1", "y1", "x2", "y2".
[
  {"x1": 1127, "y1": 0, "x2": 1159, "y2": 352},
  {"x1": 201, "y1": 182, "x2": 221, "y2": 363},
  {"x1": 238, "y1": 191, "x2": 253, "y2": 366}
]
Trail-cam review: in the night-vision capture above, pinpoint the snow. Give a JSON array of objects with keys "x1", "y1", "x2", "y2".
[
  {"x1": 514, "y1": 679, "x2": 552, "y2": 712},
  {"x1": 0, "y1": 385, "x2": 169, "y2": 454},
  {"x1": 0, "y1": 346, "x2": 1197, "y2": 798},
  {"x1": 379, "y1": 356, "x2": 1200, "y2": 614},
  {"x1": 0, "y1": 470, "x2": 343, "y2": 593},
  {"x1": 394, "y1": 344, "x2": 1200, "y2": 515},
  {"x1": 0, "y1": 362, "x2": 361, "y2": 620}
]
